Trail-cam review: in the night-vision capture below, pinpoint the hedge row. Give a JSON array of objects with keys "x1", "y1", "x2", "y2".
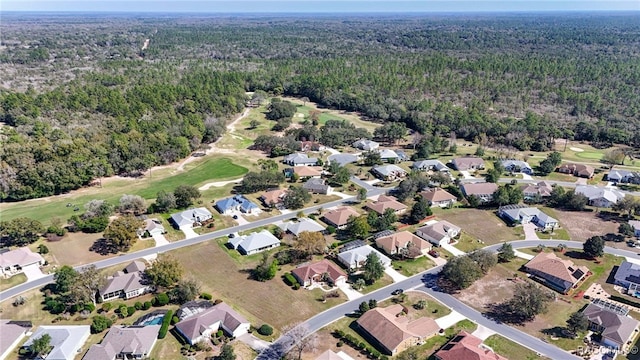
[
  {"x1": 283, "y1": 273, "x2": 299, "y2": 286},
  {"x1": 333, "y1": 330, "x2": 386, "y2": 360},
  {"x1": 158, "y1": 310, "x2": 173, "y2": 339}
]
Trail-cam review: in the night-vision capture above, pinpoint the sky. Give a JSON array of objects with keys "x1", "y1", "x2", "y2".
[{"x1": 2, "y1": 0, "x2": 639, "y2": 13}]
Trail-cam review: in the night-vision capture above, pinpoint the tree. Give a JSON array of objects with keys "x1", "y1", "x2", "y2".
[
  {"x1": 566, "y1": 311, "x2": 589, "y2": 334},
  {"x1": 253, "y1": 253, "x2": 278, "y2": 281},
  {"x1": 619, "y1": 223, "x2": 635, "y2": 237},
  {"x1": 467, "y1": 194, "x2": 481, "y2": 208},
  {"x1": 410, "y1": 197, "x2": 432, "y2": 224},
  {"x1": 283, "y1": 322, "x2": 317, "y2": 360},
  {"x1": 54, "y1": 265, "x2": 78, "y2": 294},
  {"x1": 69, "y1": 265, "x2": 105, "y2": 306},
  {"x1": 266, "y1": 99, "x2": 296, "y2": 121},
  {"x1": 497, "y1": 243, "x2": 516, "y2": 262},
  {"x1": 283, "y1": 186, "x2": 311, "y2": 210},
  {"x1": 84, "y1": 199, "x2": 114, "y2": 218},
  {"x1": 216, "y1": 344, "x2": 237, "y2": 360},
  {"x1": 249, "y1": 119, "x2": 260, "y2": 129},
  {"x1": 118, "y1": 194, "x2": 147, "y2": 215},
  {"x1": 0, "y1": 217, "x2": 44, "y2": 246},
  {"x1": 359, "y1": 301, "x2": 370, "y2": 313},
  {"x1": 565, "y1": 191, "x2": 588, "y2": 211},
  {"x1": 332, "y1": 166, "x2": 351, "y2": 185},
  {"x1": 170, "y1": 278, "x2": 201, "y2": 304},
  {"x1": 258, "y1": 159, "x2": 278, "y2": 173},
  {"x1": 155, "y1": 190, "x2": 176, "y2": 212},
  {"x1": 239, "y1": 171, "x2": 286, "y2": 193},
  {"x1": 362, "y1": 252, "x2": 385, "y2": 284},
  {"x1": 548, "y1": 185, "x2": 566, "y2": 207},
  {"x1": 362, "y1": 151, "x2": 382, "y2": 166},
  {"x1": 440, "y1": 255, "x2": 482, "y2": 290},
  {"x1": 91, "y1": 315, "x2": 113, "y2": 333},
  {"x1": 103, "y1": 215, "x2": 143, "y2": 252},
  {"x1": 583, "y1": 236, "x2": 605, "y2": 259},
  {"x1": 613, "y1": 195, "x2": 640, "y2": 217},
  {"x1": 603, "y1": 148, "x2": 625, "y2": 167},
  {"x1": 145, "y1": 255, "x2": 184, "y2": 288},
  {"x1": 538, "y1": 152, "x2": 562, "y2": 175},
  {"x1": 347, "y1": 215, "x2": 370, "y2": 239},
  {"x1": 295, "y1": 231, "x2": 326, "y2": 256},
  {"x1": 468, "y1": 249, "x2": 497, "y2": 274},
  {"x1": 503, "y1": 282, "x2": 553, "y2": 322},
  {"x1": 173, "y1": 185, "x2": 201, "y2": 208},
  {"x1": 29, "y1": 334, "x2": 52, "y2": 358},
  {"x1": 357, "y1": 187, "x2": 368, "y2": 202},
  {"x1": 415, "y1": 300, "x2": 427, "y2": 310}
]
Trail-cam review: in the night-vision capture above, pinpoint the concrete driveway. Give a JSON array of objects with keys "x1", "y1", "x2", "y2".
[
  {"x1": 523, "y1": 223, "x2": 540, "y2": 240},
  {"x1": 435, "y1": 310, "x2": 466, "y2": 329},
  {"x1": 236, "y1": 333, "x2": 270, "y2": 352},
  {"x1": 384, "y1": 267, "x2": 407, "y2": 282},
  {"x1": 441, "y1": 242, "x2": 465, "y2": 257},
  {"x1": 22, "y1": 264, "x2": 45, "y2": 281},
  {"x1": 181, "y1": 227, "x2": 198, "y2": 239},
  {"x1": 337, "y1": 283, "x2": 363, "y2": 301},
  {"x1": 151, "y1": 233, "x2": 169, "y2": 247}
]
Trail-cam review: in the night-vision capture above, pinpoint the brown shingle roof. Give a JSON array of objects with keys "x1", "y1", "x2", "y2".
[
  {"x1": 323, "y1": 207, "x2": 360, "y2": 227},
  {"x1": 520, "y1": 181, "x2": 553, "y2": 197},
  {"x1": 292, "y1": 166, "x2": 323, "y2": 177},
  {"x1": 461, "y1": 183, "x2": 499, "y2": 196},
  {"x1": 435, "y1": 331, "x2": 508, "y2": 360},
  {"x1": 524, "y1": 252, "x2": 589, "y2": 285},
  {"x1": 260, "y1": 188, "x2": 288, "y2": 205},
  {"x1": 420, "y1": 188, "x2": 457, "y2": 203},
  {"x1": 365, "y1": 195, "x2": 408, "y2": 214},
  {"x1": 558, "y1": 163, "x2": 594, "y2": 177},
  {"x1": 356, "y1": 304, "x2": 439, "y2": 353},
  {"x1": 291, "y1": 259, "x2": 346, "y2": 285},
  {"x1": 0, "y1": 247, "x2": 44, "y2": 268},
  {"x1": 452, "y1": 157, "x2": 485, "y2": 171},
  {"x1": 375, "y1": 231, "x2": 431, "y2": 255}
]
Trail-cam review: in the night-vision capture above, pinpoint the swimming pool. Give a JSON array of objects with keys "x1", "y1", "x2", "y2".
[
  {"x1": 141, "y1": 315, "x2": 164, "y2": 325},
  {"x1": 134, "y1": 311, "x2": 167, "y2": 326}
]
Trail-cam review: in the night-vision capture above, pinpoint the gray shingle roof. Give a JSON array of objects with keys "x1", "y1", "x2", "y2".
[
  {"x1": 82, "y1": 325, "x2": 160, "y2": 360},
  {"x1": 170, "y1": 207, "x2": 212, "y2": 227},
  {"x1": 228, "y1": 230, "x2": 280, "y2": 253},
  {"x1": 278, "y1": 218, "x2": 326, "y2": 236},
  {"x1": 23, "y1": 325, "x2": 90, "y2": 360}
]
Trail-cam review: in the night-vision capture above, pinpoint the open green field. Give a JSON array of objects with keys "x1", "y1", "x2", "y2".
[
  {"x1": 284, "y1": 96, "x2": 382, "y2": 133},
  {"x1": 484, "y1": 334, "x2": 548, "y2": 360}
]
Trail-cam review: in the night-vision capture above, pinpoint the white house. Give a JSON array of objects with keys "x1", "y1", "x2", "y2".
[
  {"x1": 99, "y1": 261, "x2": 152, "y2": 302},
  {"x1": 82, "y1": 325, "x2": 161, "y2": 360},
  {"x1": 501, "y1": 159, "x2": 533, "y2": 175},
  {"x1": 378, "y1": 149, "x2": 400, "y2": 163},
  {"x1": 0, "y1": 247, "x2": 45, "y2": 278},
  {"x1": 175, "y1": 302, "x2": 250, "y2": 345},
  {"x1": 22, "y1": 325, "x2": 91, "y2": 360},
  {"x1": 352, "y1": 139, "x2": 379, "y2": 151},
  {"x1": 631, "y1": 221, "x2": 640, "y2": 238},
  {"x1": 278, "y1": 218, "x2": 326, "y2": 237},
  {"x1": 227, "y1": 230, "x2": 280, "y2": 255},
  {"x1": 283, "y1": 153, "x2": 318, "y2": 166},
  {"x1": 371, "y1": 164, "x2": 407, "y2": 181},
  {"x1": 412, "y1": 160, "x2": 449, "y2": 172},
  {"x1": 416, "y1": 221, "x2": 461, "y2": 246},
  {"x1": 337, "y1": 245, "x2": 391, "y2": 270},
  {"x1": 575, "y1": 185, "x2": 625, "y2": 208},
  {"x1": 498, "y1": 204, "x2": 559, "y2": 230},
  {"x1": 0, "y1": 321, "x2": 30, "y2": 360},
  {"x1": 169, "y1": 207, "x2": 212, "y2": 230}
]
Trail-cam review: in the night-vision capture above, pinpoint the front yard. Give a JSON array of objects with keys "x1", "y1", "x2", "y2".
[{"x1": 433, "y1": 208, "x2": 523, "y2": 243}]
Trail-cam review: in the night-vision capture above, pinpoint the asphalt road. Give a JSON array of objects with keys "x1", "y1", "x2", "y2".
[
  {"x1": 258, "y1": 239, "x2": 640, "y2": 360},
  {"x1": 0, "y1": 179, "x2": 385, "y2": 302}
]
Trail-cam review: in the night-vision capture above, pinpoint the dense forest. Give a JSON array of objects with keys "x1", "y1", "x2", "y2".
[{"x1": 1, "y1": 13, "x2": 639, "y2": 201}]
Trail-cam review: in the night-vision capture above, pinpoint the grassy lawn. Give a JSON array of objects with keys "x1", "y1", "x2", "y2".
[
  {"x1": 284, "y1": 97, "x2": 382, "y2": 133},
  {"x1": 454, "y1": 232, "x2": 484, "y2": 253},
  {"x1": 536, "y1": 227, "x2": 572, "y2": 240},
  {"x1": 0, "y1": 273, "x2": 27, "y2": 291},
  {"x1": 433, "y1": 208, "x2": 522, "y2": 243},
  {"x1": 484, "y1": 334, "x2": 547, "y2": 360},
  {"x1": 351, "y1": 273, "x2": 394, "y2": 294},
  {"x1": 379, "y1": 292, "x2": 451, "y2": 319},
  {"x1": 393, "y1": 256, "x2": 436, "y2": 277}
]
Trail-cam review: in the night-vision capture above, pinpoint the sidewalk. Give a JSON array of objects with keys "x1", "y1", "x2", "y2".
[
  {"x1": 384, "y1": 267, "x2": 408, "y2": 282},
  {"x1": 441, "y1": 243, "x2": 465, "y2": 257},
  {"x1": 337, "y1": 283, "x2": 363, "y2": 301},
  {"x1": 435, "y1": 310, "x2": 466, "y2": 329}
]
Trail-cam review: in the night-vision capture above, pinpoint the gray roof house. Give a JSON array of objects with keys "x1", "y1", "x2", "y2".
[
  {"x1": 412, "y1": 160, "x2": 449, "y2": 172},
  {"x1": 0, "y1": 247, "x2": 45, "y2": 278},
  {"x1": 498, "y1": 204, "x2": 559, "y2": 230},
  {"x1": 451, "y1": 157, "x2": 485, "y2": 171},
  {"x1": 0, "y1": 321, "x2": 30, "y2": 360},
  {"x1": 169, "y1": 207, "x2": 212, "y2": 229},
  {"x1": 175, "y1": 302, "x2": 250, "y2": 345},
  {"x1": 278, "y1": 218, "x2": 326, "y2": 237},
  {"x1": 137, "y1": 218, "x2": 165, "y2": 237},
  {"x1": 521, "y1": 181, "x2": 553, "y2": 200},
  {"x1": 371, "y1": 164, "x2": 407, "y2": 181},
  {"x1": 416, "y1": 221, "x2": 461, "y2": 246},
  {"x1": 328, "y1": 153, "x2": 359, "y2": 166},
  {"x1": 583, "y1": 301, "x2": 640, "y2": 350},
  {"x1": 303, "y1": 178, "x2": 332, "y2": 195},
  {"x1": 501, "y1": 159, "x2": 533, "y2": 175},
  {"x1": 23, "y1": 325, "x2": 91, "y2": 360},
  {"x1": 576, "y1": 185, "x2": 625, "y2": 208},
  {"x1": 379, "y1": 149, "x2": 400, "y2": 162},
  {"x1": 337, "y1": 245, "x2": 391, "y2": 270},
  {"x1": 460, "y1": 182, "x2": 499, "y2": 202},
  {"x1": 283, "y1": 153, "x2": 318, "y2": 166},
  {"x1": 215, "y1": 195, "x2": 261, "y2": 215},
  {"x1": 631, "y1": 220, "x2": 640, "y2": 238},
  {"x1": 82, "y1": 325, "x2": 160, "y2": 360},
  {"x1": 99, "y1": 261, "x2": 151, "y2": 302},
  {"x1": 614, "y1": 261, "x2": 640, "y2": 293},
  {"x1": 608, "y1": 169, "x2": 640, "y2": 184},
  {"x1": 227, "y1": 229, "x2": 281, "y2": 255},
  {"x1": 352, "y1": 139, "x2": 379, "y2": 151}
]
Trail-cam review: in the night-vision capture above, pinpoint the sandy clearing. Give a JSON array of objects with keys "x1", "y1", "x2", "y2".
[
  {"x1": 198, "y1": 178, "x2": 244, "y2": 191},
  {"x1": 570, "y1": 147, "x2": 584, "y2": 152}
]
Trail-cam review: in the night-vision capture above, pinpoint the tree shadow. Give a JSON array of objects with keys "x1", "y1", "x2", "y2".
[
  {"x1": 483, "y1": 303, "x2": 530, "y2": 325},
  {"x1": 596, "y1": 211, "x2": 625, "y2": 223},
  {"x1": 606, "y1": 265, "x2": 619, "y2": 285},
  {"x1": 89, "y1": 238, "x2": 118, "y2": 256},
  {"x1": 563, "y1": 250, "x2": 587, "y2": 260},
  {"x1": 542, "y1": 326, "x2": 574, "y2": 339}
]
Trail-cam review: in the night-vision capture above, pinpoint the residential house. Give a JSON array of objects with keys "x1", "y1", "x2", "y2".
[
  {"x1": 328, "y1": 153, "x2": 358, "y2": 166},
  {"x1": 169, "y1": 207, "x2": 213, "y2": 230},
  {"x1": 0, "y1": 321, "x2": 31, "y2": 360},
  {"x1": 524, "y1": 252, "x2": 589, "y2": 294},
  {"x1": 227, "y1": 229, "x2": 280, "y2": 255},
  {"x1": 352, "y1": 139, "x2": 379, "y2": 151},
  {"x1": 291, "y1": 259, "x2": 347, "y2": 288},
  {"x1": 82, "y1": 325, "x2": 160, "y2": 360},
  {"x1": 175, "y1": 302, "x2": 250, "y2": 345},
  {"x1": 379, "y1": 149, "x2": 400, "y2": 163},
  {"x1": 583, "y1": 301, "x2": 640, "y2": 350},
  {"x1": 375, "y1": 231, "x2": 431, "y2": 258},
  {"x1": 215, "y1": 195, "x2": 260, "y2": 215},
  {"x1": 434, "y1": 331, "x2": 508, "y2": 360},
  {"x1": 303, "y1": 178, "x2": 332, "y2": 195},
  {"x1": 395, "y1": 150, "x2": 409, "y2": 162},
  {"x1": 420, "y1": 188, "x2": 457, "y2": 208},
  {"x1": 630, "y1": 221, "x2": 640, "y2": 238},
  {"x1": 576, "y1": 185, "x2": 625, "y2": 208},
  {"x1": 22, "y1": 325, "x2": 90, "y2": 360},
  {"x1": 608, "y1": 168, "x2": 640, "y2": 184},
  {"x1": 0, "y1": 247, "x2": 44, "y2": 278},
  {"x1": 614, "y1": 261, "x2": 640, "y2": 294},
  {"x1": 290, "y1": 166, "x2": 323, "y2": 179},
  {"x1": 412, "y1": 160, "x2": 449, "y2": 172},
  {"x1": 498, "y1": 204, "x2": 559, "y2": 230},
  {"x1": 416, "y1": 221, "x2": 461, "y2": 246},
  {"x1": 365, "y1": 195, "x2": 408, "y2": 215},
  {"x1": 299, "y1": 141, "x2": 325, "y2": 152},
  {"x1": 322, "y1": 207, "x2": 360, "y2": 229},
  {"x1": 356, "y1": 304, "x2": 440, "y2": 355},
  {"x1": 259, "y1": 188, "x2": 288, "y2": 207},
  {"x1": 283, "y1": 153, "x2": 318, "y2": 166},
  {"x1": 137, "y1": 218, "x2": 165, "y2": 238},
  {"x1": 371, "y1": 164, "x2": 407, "y2": 181},
  {"x1": 99, "y1": 261, "x2": 151, "y2": 302},
  {"x1": 521, "y1": 181, "x2": 553, "y2": 200},
  {"x1": 557, "y1": 163, "x2": 595, "y2": 178},
  {"x1": 501, "y1": 159, "x2": 533, "y2": 174},
  {"x1": 315, "y1": 350, "x2": 355, "y2": 360},
  {"x1": 278, "y1": 218, "x2": 326, "y2": 237},
  {"x1": 337, "y1": 245, "x2": 391, "y2": 270},
  {"x1": 460, "y1": 182, "x2": 499, "y2": 203},
  {"x1": 451, "y1": 157, "x2": 485, "y2": 171}
]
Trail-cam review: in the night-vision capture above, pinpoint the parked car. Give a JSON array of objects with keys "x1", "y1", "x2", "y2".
[
  {"x1": 428, "y1": 250, "x2": 440, "y2": 258},
  {"x1": 391, "y1": 289, "x2": 403, "y2": 296}
]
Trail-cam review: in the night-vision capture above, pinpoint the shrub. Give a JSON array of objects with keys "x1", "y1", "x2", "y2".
[
  {"x1": 155, "y1": 293, "x2": 169, "y2": 306},
  {"x1": 337, "y1": 341, "x2": 344, "y2": 347},
  {"x1": 158, "y1": 310, "x2": 173, "y2": 339},
  {"x1": 84, "y1": 303, "x2": 96, "y2": 312},
  {"x1": 258, "y1": 324, "x2": 273, "y2": 336},
  {"x1": 326, "y1": 225, "x2": 336, "y2": 234},
  {"x1": 283, "y1": 272, "x2": 298, "y2": 286},
  {"x1": 142, "y1": 301, "x2": 152, "y2": 310},
  {"x1": 91, "y1": 315, "x2": 113, "y2": 333},
  {"x1": 293, "y1": 283, "x2": 300, "y2": 290},
  {"x1": 214, "y1": 299, "x2": 223, "y2": 305},
  {"x1": 101, "y1": 303, "x2": 112, "y2": 312},
  {"x1": 127, "y1": 306, "x2": 136, "y2": 317},
  {"x1": 134, "y1": 302, "x2": 143, "y2": 310},
  {"x1": 171, "y1": 316, "x2": 179, "y2": 325},
  {"x1": 200, "y1": 293, "x2": 212, "y2": 300}
]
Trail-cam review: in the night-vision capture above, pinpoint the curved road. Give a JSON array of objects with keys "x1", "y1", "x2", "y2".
[
  {"x1": 0, "y1": 177, "x2": 382, "y2": 302},
  {"x1": 258, "y1": 240, "x2": 640, "y2": 360}
]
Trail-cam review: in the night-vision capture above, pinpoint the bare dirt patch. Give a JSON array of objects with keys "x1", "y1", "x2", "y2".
[
  {"x1": 436, "y1": 208, "x2": 522, "y2": 243},
  {"x1": 455, "y1": 265, "x2": 518, "y2": 309},
  {"x1": 554, "y1": 209, "x2": 619, "y2": 241}
]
